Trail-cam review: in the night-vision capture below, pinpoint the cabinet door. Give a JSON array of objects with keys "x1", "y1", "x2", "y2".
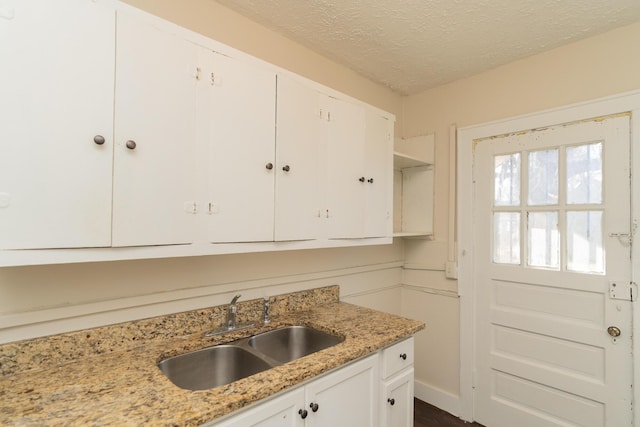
[
  {"x1": 213, "y1": 388, "x2": 305, "y2": 427},
  {"x1": 274, "y1": 75, "x2": 322, "y2": 241},
  {"x1": 199, "y1": 51, "x2": 276, "y2": 243},
  {"x1": 323, "y1": 96, "x2": 366, "y2": 239},
  {"x1": 380, "y1": 368, "x2": 414, "y2": 427},
  {"x1": 0, "y1": 0, "x2": 115, "y2": 249},
  {"x1": 363, "y1": 111, "x2": 393, "y2": 238},
  {"x1": 305, "y1": 354, "x2": 378, "y2": 427},
  {"x1": 112, "y1": 10, "x2": 198, "y2": 247}
]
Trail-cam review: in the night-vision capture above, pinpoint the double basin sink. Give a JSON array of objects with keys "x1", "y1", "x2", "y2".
[{"x1": 158, "y1": 326, "x2": 344, "y2": 390}]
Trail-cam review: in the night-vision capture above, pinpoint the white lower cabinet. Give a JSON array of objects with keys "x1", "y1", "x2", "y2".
[
  {"x1": 213, "y1": 354, "x2": 378, "y2": 427},
  {"x1": 379, "y1": 338, "x2": 415, "y2": 427}
]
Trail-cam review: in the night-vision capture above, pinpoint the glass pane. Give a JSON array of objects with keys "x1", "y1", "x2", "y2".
[
  {"x1": 528, "y1": 149, "x2": 558, "y2": 206},
  {"x1": 494, "y1": 153, "x2": 521, "y2": 206},
  {"x1": 567, "y1": 211, "x2": 604, "y2": 273},
  {"x1": 567, "y1": 142, "x2": 603, "y2": 204},
  {"x1": 493, "y1": 212, "x2": 520, "y2": 264},
  {"x1": 528, "y1": 211, "x2": 559, "y2": 269}
]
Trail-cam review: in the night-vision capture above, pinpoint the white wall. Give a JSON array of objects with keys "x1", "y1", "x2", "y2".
[{"x1": 401, "y1": 20, "x2": 640, "y2": 413}]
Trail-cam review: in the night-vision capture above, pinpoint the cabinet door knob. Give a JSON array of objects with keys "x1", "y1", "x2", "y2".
[
  {"x1": 400, "y1": 353, "x2": 407, "y2": 360},
  {"x1": 265, "y1": 162, "x2": 273, "y2": 170},
  {"x1": 125, "y1": 140, "x2": 137, "y2": 150},
  {"x1": 388, "y1": 398, "x2": 395, "y2": 406},
  {"x1": 368, "y1": 178, "x2": 374, "y2": 183},
  {"x1": 282, "y1": 165, "x2": 290, "y2": 172},
  {"x1": 298, "y1": 409, "x2": 308, "y2": 419},
  {"x1": 309, "y1": 402, "x2": 319, "y2": 412},
  {"x1": 93, "y1": 135, "x2": 106, "y2": 145},
  {"x1": 359, "y1": 177, "x2": 365, "y2": 182}
]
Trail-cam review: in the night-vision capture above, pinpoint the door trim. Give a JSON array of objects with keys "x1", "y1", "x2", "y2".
[{"x1": 457, "y1": 90, "x2": 640, "y2": 424}]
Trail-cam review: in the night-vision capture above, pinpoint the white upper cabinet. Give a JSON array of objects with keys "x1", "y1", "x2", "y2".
[
  {"x1": 198, "y1": 51, "x2": 276, "y2": 243},
  {"x1": 364, "y1": 111, "x2": 393, "y2": 238},
  {"x1": 111, "y1": 10, "x2": 199, "y2": 247},
  {"x1": 274, "y1": 75, "x2": 323, "y2": 241},
  {"x1": 0, "y1": 0, "x2": 115, "y2": 250},
  {"x1": 323, "y1": 96, "x2": 367, "y2": 239}
]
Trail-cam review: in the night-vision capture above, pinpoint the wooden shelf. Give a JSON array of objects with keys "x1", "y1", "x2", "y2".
[
  {"x1": 393, "y1": 231, "x2": 433, "y2": 239},
  {"x1": 393, "y1": 152, "x2": 432, "y2": 169}
]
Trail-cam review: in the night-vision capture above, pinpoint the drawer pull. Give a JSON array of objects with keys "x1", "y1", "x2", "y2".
[
  {"x1": 309, "y1": 402, "x2": 319, "y2": 412},
  {"x1": 298, "y1": 409, "x2": 308, "y2": 419},
  {"x1": 388, "y1": 398, "x2": 396, "y2": 406},
  {"x1": 400, "y1": 353, "x2": 407, "y2": 360}
]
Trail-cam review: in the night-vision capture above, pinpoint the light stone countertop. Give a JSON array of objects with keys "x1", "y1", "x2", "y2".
[{"x1": 0, "y1": 286, "x2": 424, "y2": 426}]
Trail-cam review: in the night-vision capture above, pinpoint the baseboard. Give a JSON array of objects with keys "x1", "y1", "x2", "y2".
[{"x1": 414, "y1": 379, "x2": 461, "y2": 418}]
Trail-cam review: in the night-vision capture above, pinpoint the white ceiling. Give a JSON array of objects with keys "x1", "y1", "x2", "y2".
[{"x1": 215, "y1": 0, "x2": 640, "y2": 95}]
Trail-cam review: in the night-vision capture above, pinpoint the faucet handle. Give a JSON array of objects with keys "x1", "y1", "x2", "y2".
[
  {"x1": 263, "y1": 297, "x2": 271, "y2": 324},
  {"x1": 230, "y1": 294, "x2": 241, "y2": 305}
]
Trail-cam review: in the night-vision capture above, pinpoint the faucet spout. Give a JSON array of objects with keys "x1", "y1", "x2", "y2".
[{"x1": 227, "y1": 294, "x2": 242, "y2": 328}]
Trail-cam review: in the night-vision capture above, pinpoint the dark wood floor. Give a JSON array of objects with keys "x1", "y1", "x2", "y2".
[{"x1": 415, "y1": 399, "x2": 484, "y2": 427}]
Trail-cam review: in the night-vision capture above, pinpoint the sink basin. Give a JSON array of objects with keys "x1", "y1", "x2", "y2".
[
  {"x1": 158, "y1": 345, "x2": 272, "y2": 390},
  {"x1": 248, "y1": 326, "x2": 344, "y2": 363},
  {"x1": 158, "y1": 326, "x2": 344, "y2": 390}
]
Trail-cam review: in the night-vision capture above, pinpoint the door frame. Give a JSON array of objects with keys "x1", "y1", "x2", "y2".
[{"x1": 457, "y1": 90, "x2": 640, "y2": 424}]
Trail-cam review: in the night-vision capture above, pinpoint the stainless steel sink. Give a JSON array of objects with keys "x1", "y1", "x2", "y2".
[
  {"x1": 158, "y1": 326, "x2": 344, "y2": 390},
  {"x1": 247, "y1": 326, "x2": 344, "y2": 363},
  {"x1": 158, "y1": 345, "x2": 272, "y2": 390}
]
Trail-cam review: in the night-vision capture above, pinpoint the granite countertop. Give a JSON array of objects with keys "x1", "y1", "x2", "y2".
[{"x1": 0, "y1": 286, "x2": 424, "y2": 426}]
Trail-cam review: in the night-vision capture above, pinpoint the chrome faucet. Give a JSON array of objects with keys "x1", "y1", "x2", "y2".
[
  {"x1": 227, "y1": 294, "x2": 242, "y2": 329},
  {"x1": 263, "y1": 297, "x2": 270, "y2": 325},
  {"x1": 204, "y1": 294, "x2": 254, "y2": 337}
]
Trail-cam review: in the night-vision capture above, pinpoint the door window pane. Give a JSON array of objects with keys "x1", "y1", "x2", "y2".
[
  {"x1": 528, "y1": 149, "x2": 558, "y2": 206},
  {"x1": 567, "y1": 142, "x2": 603, "y2": 204},
  {"x1": 493, "y1": 212, "x2": 520, "y2": 264},
  {"x1": 567, "y1": 211, "x2": 604, "y2": 273},
  {"x1": 494, "y1": 153, "x2": 521, "y2": 206},
  {"x1": 528, "y1": 211, "x2": 559, "y2": 269}
]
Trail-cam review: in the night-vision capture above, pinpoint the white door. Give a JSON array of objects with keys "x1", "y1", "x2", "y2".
[
  {"x1": 0, "y1": 0, "x2": 115, "y2": 249},
  {"x1": 198, "y1": 50, "x2": 276, "y2": 243},
  {"x1": 473, "y1": 115, "x2": 632, "y2": 426},
  {"x1": 274, "y1": 75, "x2": 322, "y2": 241},
  {"x1": 363, "y1": 111, "x2": 393, "y2": 238},
  {"x1": 324, "y1": 96, "x2": 366, "y2": 239},
  {"x1": 305, "y1": 354, "x2": 378, "y2": 427},
  {"x1": 112, "y1": 10, "x2": 198, "y2": 246}
]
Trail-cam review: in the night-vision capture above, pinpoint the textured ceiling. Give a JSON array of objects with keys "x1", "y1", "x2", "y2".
[{"x1": 215, "y1": 0, "x2": 640, "y2": 95}]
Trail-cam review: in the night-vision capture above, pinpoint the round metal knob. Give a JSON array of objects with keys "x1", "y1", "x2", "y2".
[
  {"x1": 93, "y1": 135, "x2": 106, "y2": 145},
  {"x1": 265, "y1": 163, "x2": 273, "y2": 170},
  {"x1": 368, "y1": 178, "x2": 374, "y2": 183},
  {"x1": 608, "y1": 326, "x2": 621, "y2": 337},
  {"x1": 298, "y1": 409, "x2": 308, "y2": 419},
  {"x1": 282, "y1": 165, "x2": 290, "y2": 172},
  {"x1": 388, "y1": 398, "x2": 395, "y2": 406},
  {"x1": 359, "y1": 177, "x2": 365, "y2": 182},
  {"x1": 125, "y1": 140, "x2": 137, "y2": 150},
  {"x1": 309, "y1": 402, "x2": 319, "y2": 412},
  {"x1": 400, "y1": 353, "x2": 407, "y2": 360}
]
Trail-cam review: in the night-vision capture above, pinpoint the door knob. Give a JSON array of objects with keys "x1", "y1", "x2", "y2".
[
  {"x1": 282, "y1": 165, "x2": 290, "y2": 172},
  {"x1": 608, "y1": 326, "x2": 621, "y2": 337},
  {"x1": 298, "y1": 409, "x2": 308, "y2": 419},
  {"x1": 265, "y1": 162, "x2": 273, "y2": 170},
  {"x1": 125, "y1": 140, "x2": 137, "y2": 150},
  {"x1": 93, "y1": 135, "x2": 105, "y2": 145},
  {"x1": 388, "y1": 398, "x2": 395, "y2": 406},
  {"x1": 309, "y1": 402, "x2": 319, "y2": 412},
  {"x1": 359, "y1": 177, "x2": 365, "y2": 182}
]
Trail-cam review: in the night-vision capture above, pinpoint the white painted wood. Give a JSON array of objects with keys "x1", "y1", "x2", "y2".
[
  {"x1": 401, "y1": 166, "x2": 434, "y2": 236},
  {"x1": 324, "y1": 96, "x2": 367, "y2": 239},
  {"x1": 380, "y1": 367, "x2": 414, "y2": 427},
  {"x1": 413, "y1": 380, "x2": 461, "y2": 419},
  {"x1": 364, "y1": 111, "x2": 394, "y2": 238},
  {"x1": 112, "y1": 9, "x2": 198, "y2": 246},
  {"x1": 631, "y1": 108, "x2": 640, "y2": 427},
  {"x1": 0, "y1": 0, "x2": 115, "y2": 249},
  {"x1": 198, "y1": 51, "x2": 276, "y2": 243},
  {"x1": 473, "y1": 116, "x2": 632, "y2": 427},
  {"x1": 381, "y1": 337, "x2": 414, "y2": 379},
  {"x1": 274, "y1": 74, "x2": 322, "y2": 241},
  {"x1": 457, "y1": 90, "x2": 640, "y2": 424},
  {"x1": 212, "y1": 387, "x2": 305, "y2": 427},
  {"x1": 305, "y1": 354, "x2": 378, "y2": 427}
]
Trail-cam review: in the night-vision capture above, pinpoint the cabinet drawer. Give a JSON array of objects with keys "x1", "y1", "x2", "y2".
[{"x1": 381, "y1": 337, "x2": 414, "y2": 379}]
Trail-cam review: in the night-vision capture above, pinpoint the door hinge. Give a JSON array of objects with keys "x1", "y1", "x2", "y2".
[{"x1": 609, "y1": 281, "x2": 636, "y2": 302}]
